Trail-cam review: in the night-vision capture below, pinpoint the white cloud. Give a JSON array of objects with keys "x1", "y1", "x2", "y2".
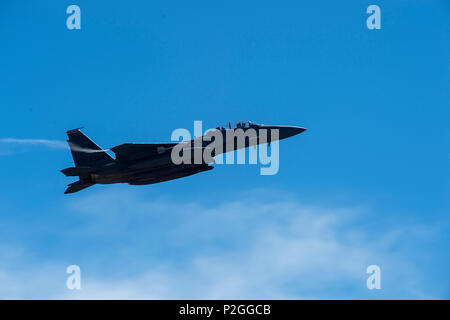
[{"x1": 0, "y1": 189, "x2": 441, "y2": 299}]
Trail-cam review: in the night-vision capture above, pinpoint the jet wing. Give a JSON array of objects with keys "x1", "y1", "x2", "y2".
[
  {"x1": 129, "y1": 163, "x2": 214, "y2": 185},
  {"x1": 111, "y1": 143, "x2": 177, "y2": 163}
]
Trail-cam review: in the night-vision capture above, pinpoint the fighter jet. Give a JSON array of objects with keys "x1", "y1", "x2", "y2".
[{"x1": 61, "y1": 121, "x2": 306, "y2": 194}]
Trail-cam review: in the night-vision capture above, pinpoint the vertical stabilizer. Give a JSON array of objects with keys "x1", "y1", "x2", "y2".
[{"x1": 66, "y1": 128, "x2": 114, "y2": 167}]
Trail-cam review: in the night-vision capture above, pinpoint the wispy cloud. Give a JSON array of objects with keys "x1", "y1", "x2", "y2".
[
  {"x1": 0, "y1": 189, "x2": 443, "y2": 299},
  {"x1": 0, "y1": 138, "x2": 68, "y2": 149},
  {"x1": 0, "y1": 138, "x2": 109, "y2": 154}
]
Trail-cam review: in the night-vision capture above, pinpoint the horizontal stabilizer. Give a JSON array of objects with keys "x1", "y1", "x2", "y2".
[
  {"x1": 64, "y1": 180, "x2": 94, "y2": 194},
  {"x1": 61, "y1": 167, "x2": 96, "y2": 177}
]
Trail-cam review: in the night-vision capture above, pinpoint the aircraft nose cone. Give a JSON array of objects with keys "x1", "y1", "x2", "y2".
[
  {"x1": 283, "y1": 126, "x2": 307, "y2": 138},
  {"x1": 292, "y1": 126, "x2": 307, "y2": 135}
]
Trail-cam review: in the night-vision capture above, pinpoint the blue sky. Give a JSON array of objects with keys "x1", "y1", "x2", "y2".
[{"x1": 0, "y1": 0, "x2": 448, "y2": 298}]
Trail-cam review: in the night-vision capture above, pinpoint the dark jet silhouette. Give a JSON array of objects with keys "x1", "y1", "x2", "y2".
[{"x1": 61, "y1": 121, "x2": 306, "y2": 194}]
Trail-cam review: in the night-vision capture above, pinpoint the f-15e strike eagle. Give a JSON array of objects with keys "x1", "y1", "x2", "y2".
[{"x1": 61, "y1": 121, "x2": 306, "y2": 194}]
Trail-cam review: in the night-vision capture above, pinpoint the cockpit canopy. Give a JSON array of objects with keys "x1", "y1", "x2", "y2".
[{"x1": 216, "y1": 121, "x2": 254, "y2": 130}]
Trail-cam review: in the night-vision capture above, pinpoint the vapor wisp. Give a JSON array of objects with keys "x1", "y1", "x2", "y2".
[{"x1": 0, "y1": 138, "x2": 110, "y2": 154}]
